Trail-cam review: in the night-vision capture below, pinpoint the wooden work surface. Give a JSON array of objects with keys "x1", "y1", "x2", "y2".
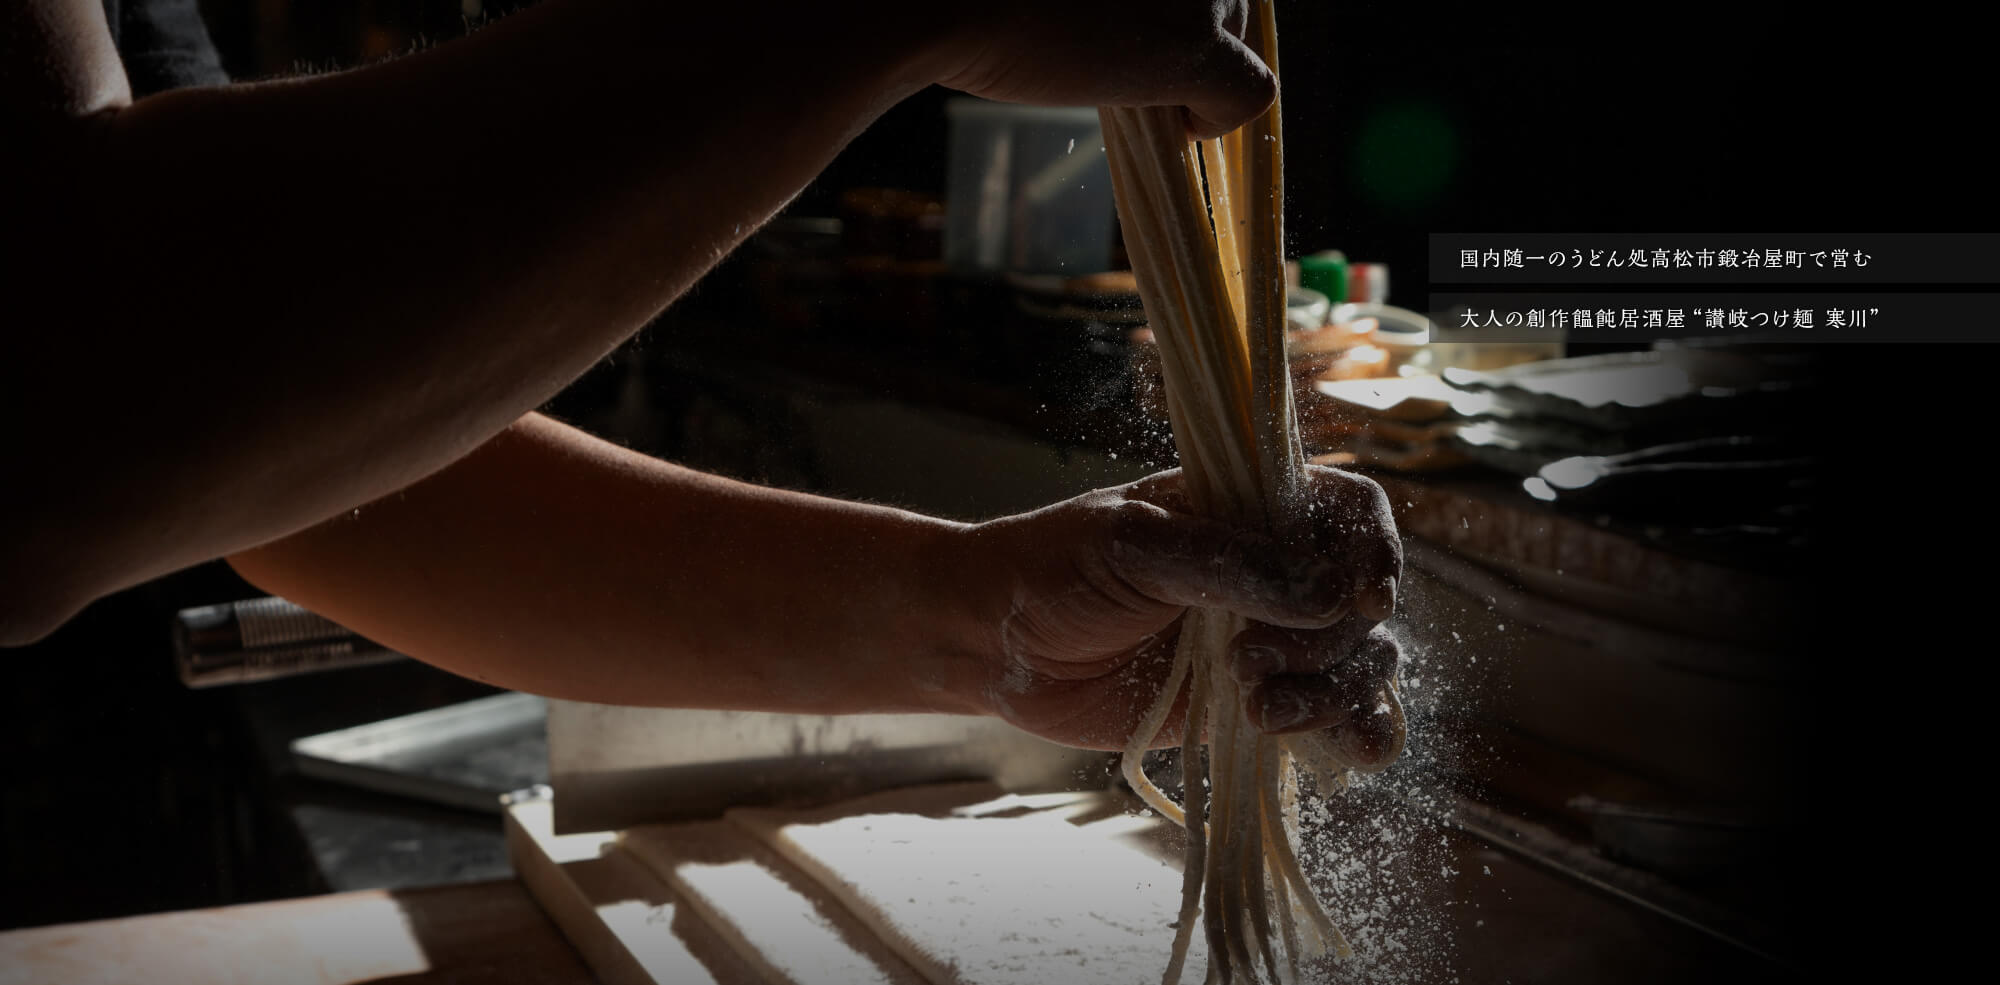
[{"x1": 0, "y1": 880, "x2": 595, "y2": 985}]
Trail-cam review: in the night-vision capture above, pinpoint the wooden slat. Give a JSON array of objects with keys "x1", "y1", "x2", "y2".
[{"x1": 0, "y1": 880, "x2": 593, "y2": 985}]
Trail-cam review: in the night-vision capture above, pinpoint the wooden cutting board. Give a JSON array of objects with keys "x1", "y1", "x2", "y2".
[{"x1": 507, "y1": 784, "x2": 1197, "y2": 985}]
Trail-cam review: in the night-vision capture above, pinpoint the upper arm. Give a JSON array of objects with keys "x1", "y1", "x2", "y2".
[{"x1": 2, "y1": 0, "x2": 132, "y2": 121}]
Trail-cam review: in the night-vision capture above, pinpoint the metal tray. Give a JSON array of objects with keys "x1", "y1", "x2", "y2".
[
  {"x1": 291, "y1": 692, "x2": 549, "y2": 814},
  {"x1": 547, "y1": 701, "x2": 1116, "y2": 835}
]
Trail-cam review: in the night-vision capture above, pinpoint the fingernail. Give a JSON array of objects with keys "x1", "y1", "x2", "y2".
[
  {"x1": 1359, "y1": 575, "x2": 1397, "y2": 622},
  {"x1": 1237, "y1": 645, "x2": 1284, "y2": 680},
  {"x1": 1256, "y1": 684, "x2": 1315, "y2": 732}
]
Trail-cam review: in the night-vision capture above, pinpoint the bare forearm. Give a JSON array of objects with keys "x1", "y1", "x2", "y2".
[
  {"x1": 4, "y1": 0, "x2": 937, "y2": 633},
  {"x1": 2, "y1": 0, "x2": 1280, "y2": 643},
  {"x1": 226, "y1": 414, "x2": 992, "y2": 715},
  {"x1": 227, "y1": 416, "x2": 1403, "y2": 756}
]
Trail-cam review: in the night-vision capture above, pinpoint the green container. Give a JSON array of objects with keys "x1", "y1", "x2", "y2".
[{"x1": 1298, "y1": 250, "x2": 1349, "y2": 304}]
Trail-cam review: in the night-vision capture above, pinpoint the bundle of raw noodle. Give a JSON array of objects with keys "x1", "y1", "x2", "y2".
[{"x1": 1099, "y1": 3, "x2": 1407, "y2": 982}]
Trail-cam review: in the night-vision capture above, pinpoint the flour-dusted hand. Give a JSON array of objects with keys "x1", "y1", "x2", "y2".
[
  {"x1": 954, "y1": 465, "x2": 1402, "y2": 753},
  {"x1": 923, "y1": 0, "x2": 1278, "y2": 139}
]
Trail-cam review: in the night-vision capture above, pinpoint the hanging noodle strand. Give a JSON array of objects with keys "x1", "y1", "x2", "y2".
[{"x1": 1099, "y1": 3, "x2": 1406, "y2": 981}]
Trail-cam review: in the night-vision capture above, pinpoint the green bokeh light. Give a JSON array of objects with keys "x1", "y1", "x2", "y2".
[{"x1": 1353, "y1": 101, "x2": 1458, "y2": 212}]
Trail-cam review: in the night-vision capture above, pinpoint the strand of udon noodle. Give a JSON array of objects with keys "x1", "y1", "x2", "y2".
[{"x1": 1098, "y1": 4, "x2": 1406, "y2": 982}]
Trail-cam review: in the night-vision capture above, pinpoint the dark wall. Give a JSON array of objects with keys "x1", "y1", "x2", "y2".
[
  {"x1": 190, "y1": 0, "x2": 1984, "y2": 282},
  {"x1": 804, "y1": 4, "x2": 1978, "y2": 298}
]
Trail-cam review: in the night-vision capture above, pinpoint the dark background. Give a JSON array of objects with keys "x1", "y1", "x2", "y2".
[
  {"x1": 189, "y1": 1, "x2": 1996, "y2": 275},
  {"x1": 4, "y1": 0, "x2": 1974, "y2": 969}
]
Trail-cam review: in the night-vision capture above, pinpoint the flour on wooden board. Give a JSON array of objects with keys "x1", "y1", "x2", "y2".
[{"x1": 729, "y1": 785, "x2": 1209, "y2": 985}]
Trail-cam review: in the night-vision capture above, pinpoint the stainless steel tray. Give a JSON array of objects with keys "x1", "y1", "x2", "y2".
[
  {"x1": 291, "y1": 692, "x2": 549, "y2": 813},
  {"x1": 548, "y1": 701, "x2": 1116, "y2": 834}
]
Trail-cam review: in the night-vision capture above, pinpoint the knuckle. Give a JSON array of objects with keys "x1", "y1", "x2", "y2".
[
  {"x1": 1242, "y1": 54, "x2": 1278, "y2": 100},
  {"x1": 1106, "y1": 498, "x2": 1165, "y2": 541},
  {"x1": 1309, "y1": 467, "x2": 1387, "y2": 521},
  {"x1": 1075, "y1": 488, "x2": 1123, "y2": 513},
  {"x1": 1383, "y1": 486, "x2": 1402, "y2": 516},
  {"x1": 1125, "y1": 468, "x2": 1186, "y2": 509},
  {"x1": 1355, "y1": 475, "x2": 1394, "y2": 519}
]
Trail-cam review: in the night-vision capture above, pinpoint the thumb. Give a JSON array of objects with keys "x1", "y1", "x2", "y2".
[{"x1": 1180, "y1": 34, "x2": 1277, "y2": 140}]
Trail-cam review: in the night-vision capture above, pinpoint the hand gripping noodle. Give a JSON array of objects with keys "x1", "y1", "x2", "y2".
[{"x1": 1099, "y1": 4, "x2": 1407, "y2": 981}]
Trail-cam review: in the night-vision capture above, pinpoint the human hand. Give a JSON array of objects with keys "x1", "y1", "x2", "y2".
[
  {"x1": 953, "y1": 465, "x2": 1403, "y2": 759},
  {"x1": 923, "y1": 0, "x2": 1278, "y2": 139}
]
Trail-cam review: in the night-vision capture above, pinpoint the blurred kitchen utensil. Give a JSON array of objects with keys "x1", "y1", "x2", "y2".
[{"x1": 174, "y1": 596, "x2": 404, "y2": 688}]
